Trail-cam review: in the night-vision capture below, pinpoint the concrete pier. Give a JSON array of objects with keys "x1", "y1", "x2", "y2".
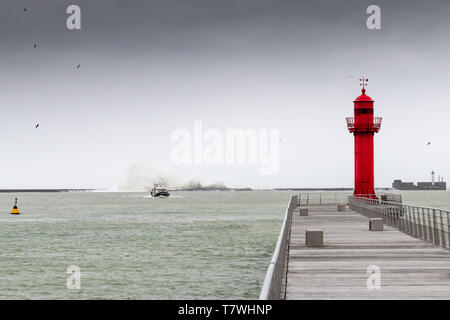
[
  {"x1": 260, "y1": 195, "x2": 450, "y2": 300},
  {"x1": 286, "y1": 204, "x2": 450, "y2": 299}
]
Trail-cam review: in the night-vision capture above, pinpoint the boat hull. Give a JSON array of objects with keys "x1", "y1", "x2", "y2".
[{"x1": 153, "y1": 191, "x2": 170, "y2": 197}]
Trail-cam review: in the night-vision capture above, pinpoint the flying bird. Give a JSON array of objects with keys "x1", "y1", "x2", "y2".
[
  {"x1": 76, "y1": 64, "x2": 80, "y2": 69},
  {"x1": 23, "y1": 8, "x2": 28, "y2": 12},
  {"x1": 33, "y1": 44, "x2": 37, "y2": 48},
  {"x1": 35, "y1": 124, "x2": 39, "y2": 128},
  {"x1": 427, "y1": 142, "x2": 431, "y2": 146}
]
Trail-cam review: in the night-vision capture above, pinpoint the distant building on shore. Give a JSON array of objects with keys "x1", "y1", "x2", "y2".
[{"x1": 393, "y1": 171, "x2": 446, "y2": 190}]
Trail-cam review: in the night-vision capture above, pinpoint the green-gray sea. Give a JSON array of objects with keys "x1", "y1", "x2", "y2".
[{"x1": 1, "y1": 190, "x2": 449, "y2": 299}]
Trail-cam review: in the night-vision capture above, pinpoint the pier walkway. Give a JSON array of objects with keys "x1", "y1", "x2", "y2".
[{"x1": 260, "y1": 194, "x2": 450, "y2": 300}]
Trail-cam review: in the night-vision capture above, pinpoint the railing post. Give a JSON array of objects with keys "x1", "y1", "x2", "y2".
[
  {"x1": 407, "y1": 206, "x2": 412, "y2": 236},
  {"x1": 446, "y1": 212, "x2": 450, "y2": 249},
  {"x1": 422, "y1": 208, "x2": 429, "y2": 242},
  {"x1": 377, "y1": 200, "x2": 381, "y2": 220},
  {"x1": 391, "y1": 205, "x2": 396, "y2": 227},
  {"x1": 418, "y1": 208, "x2": 423, "y2": 239},
  {"x1": 398, "y1": 206, "x2": 405, "y2": 232},
  {"x1": 412, "y1": 207, "x2": 418, "y2": 238},
  {"x1": 387, "y1": 203, "x2": 390, "y2": 224},
  {"x1": 421, "y1": 208, "x2": 427, "y2": 241},
  {"x1": 415, "y1": 208, "x2": 422, "y2": 239},
  {"x1": 440, "y1": 211, "x2": 446, "y2": 248},
  {"x1": 433, "y1": 209, "x2": 439, "y2": 245},
  {"x1": 404, "y1": 206, "x2": 409, "y2": 234},
  {"x1": 427, "y1": 209, "x2": 434, "y2": 244},
  {"x1": 401, "y1": 206, "x2": 407, "y2": 232},
  {"x1": 392, "y1": 204, "x2": 397, "y2": 228},
  {"x1": 394, "y1": 205, "x2": 398, "y2": 228},
  {"x1": 447, "y1": 213, "x2": 450, "y2": 250},
  {"x1": 384, "y1": 204, "x2": 388, "y2": 225},
  {"x1": 410, "y1": 207, "x2": 415, "y2": 236}
]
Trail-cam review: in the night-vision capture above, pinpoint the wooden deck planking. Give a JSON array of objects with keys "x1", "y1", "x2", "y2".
[{"x1": 285, "y1": 205, "x2": 450, "y2": 299}]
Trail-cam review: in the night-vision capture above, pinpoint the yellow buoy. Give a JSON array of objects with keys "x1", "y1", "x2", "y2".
[{"x1": 10, "y1": 197, "x2": 20, "y2": 215}]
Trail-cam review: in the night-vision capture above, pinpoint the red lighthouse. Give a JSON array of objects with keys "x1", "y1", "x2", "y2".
[{"x1": 347, "y1": 79, "x2": 382, "y2": 198}]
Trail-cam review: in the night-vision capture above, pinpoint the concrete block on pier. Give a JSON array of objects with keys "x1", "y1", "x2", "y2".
[
  {"x1": 299, "y1": 208, "x2": 309, "y2": 216},
  {"x1": 306, "y1": 229, "x2": 323, "y2": 247},
  {"x1": 337, "y1": 204, "x2": 346, "y2": 212},
  {"x1": 369, "y1": 218, "x2": 383, "y2": 231}
]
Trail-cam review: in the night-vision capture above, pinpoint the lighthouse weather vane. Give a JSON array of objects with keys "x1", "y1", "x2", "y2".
[{"x1": 359, "y1": 77, "x2": 368, "y2": 89}]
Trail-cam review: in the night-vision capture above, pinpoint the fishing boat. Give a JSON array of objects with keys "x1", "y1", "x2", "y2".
[{"x1": 150, "y1": 186, "x2": 170, "y2": 198}]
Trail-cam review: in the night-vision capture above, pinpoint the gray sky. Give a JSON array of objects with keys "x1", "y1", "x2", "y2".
[{"x1": 1, "y1": 0, "x2": 449, "y2": 189}]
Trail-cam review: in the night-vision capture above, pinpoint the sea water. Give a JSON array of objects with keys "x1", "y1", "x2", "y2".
[
  {"x1": 0, "y1": 191, "x2": 290, "y2": 299},
  {"x1": 1, "y1": 190, "x2": 449, "y2": 299}
]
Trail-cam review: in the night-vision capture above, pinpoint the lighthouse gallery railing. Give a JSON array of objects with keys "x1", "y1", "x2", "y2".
[
  {"x1": 346, "y1": 117, "x2": 382, "y2": 130},
  {"x1": 349, "y1": 196, "x2": 450, "y2": 249},
  {"x1": 260, "y1": 195, "x2": 298, "y2": 300}
]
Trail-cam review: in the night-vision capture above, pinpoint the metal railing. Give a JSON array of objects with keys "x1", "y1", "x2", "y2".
[
  {"x1": 380, "y1": 193, "x2": 402, "y2": 203},
  {"x1": 373, "y1": 117, "x2": 382, "y2": 128},
  {"x1": 298, "y1": 192, "x2": 351, "y2": 206},
  {"x1": 260, "y1": 195, "x2": 298, "y2": 300},
  {"x1": 346, "y1": 117, "x2": 355, "y2": 129},
  {"x1": 346, "y1": 116, "x2": 382, "y2": 131},
  {"x1": 349, "y1": 196, "x2": 450, "y2": 249}
]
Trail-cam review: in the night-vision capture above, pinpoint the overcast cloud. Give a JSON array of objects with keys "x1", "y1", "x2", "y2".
[{"x1": 0, "y1": 0, "x2": 449, "y2": 189}]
